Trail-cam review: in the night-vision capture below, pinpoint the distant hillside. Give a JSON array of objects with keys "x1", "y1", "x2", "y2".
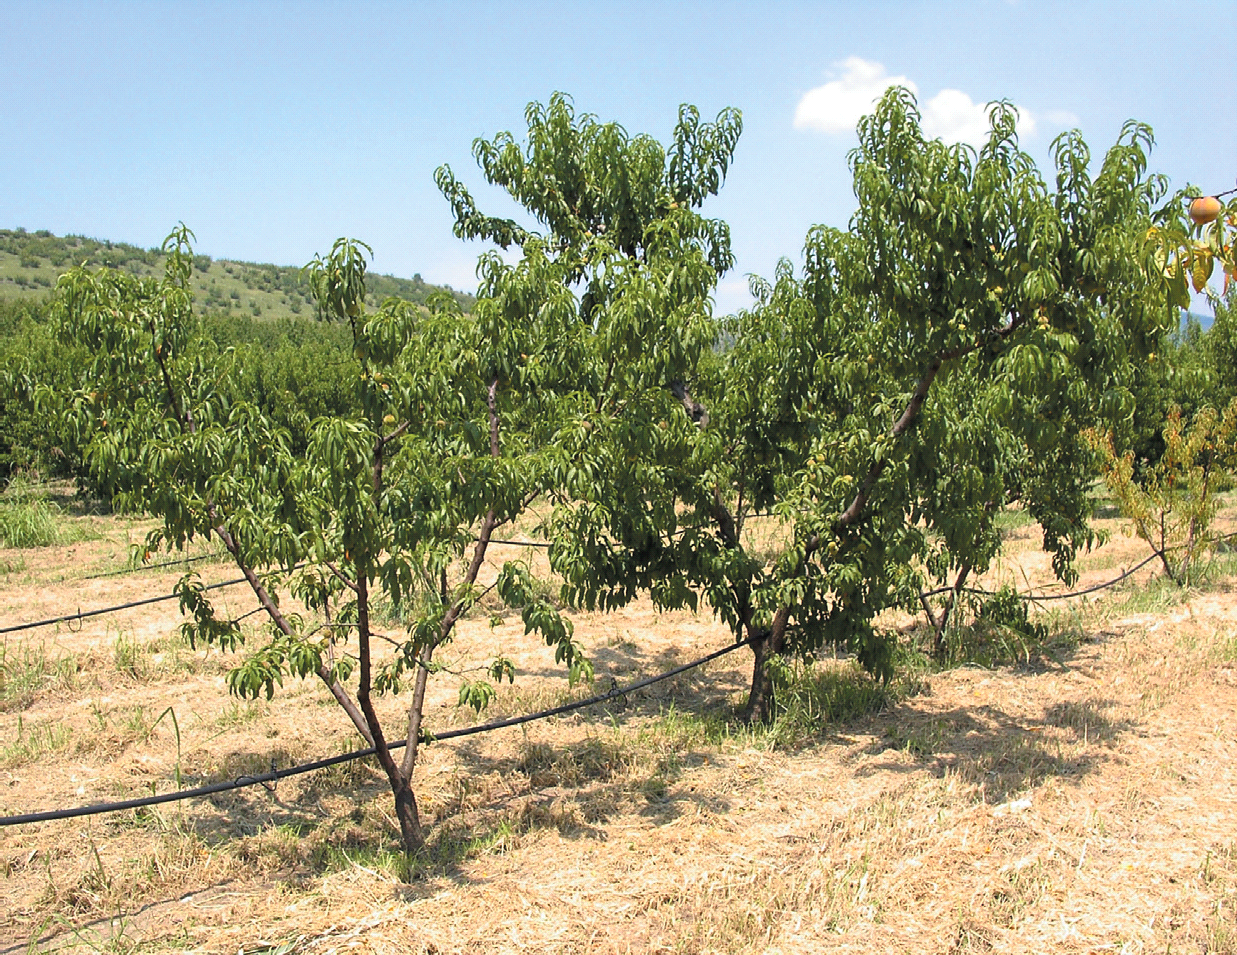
[{"x1": 0, "y1": 228, "x2": 474, "y2": 320}]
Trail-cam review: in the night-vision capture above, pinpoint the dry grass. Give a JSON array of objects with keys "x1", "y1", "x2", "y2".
[{"x1": 1, "y1": 503, "x2": 1236, "y2": 953}]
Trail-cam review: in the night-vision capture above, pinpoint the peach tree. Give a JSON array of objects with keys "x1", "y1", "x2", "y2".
[
  {"x1": 536, "y1": 89, "x2": 1171, "y2": 720},
  {"x1": 435, "y1": 93, "x2": 744, "y2": 622},
  {"x1": 46, "y1": 91, "x2": 747, "y2": 853},
  {"x1": 46, "y1": 228, "x2": 593, "y2": 855}
]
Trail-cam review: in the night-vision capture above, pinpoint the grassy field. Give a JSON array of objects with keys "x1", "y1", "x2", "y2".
[
  {"x1": 0, "y1": 228, "x2": 472, "y2": 323},
  {"x1": 1, "y1": 493, "x2": 1235, "y2": 953}
]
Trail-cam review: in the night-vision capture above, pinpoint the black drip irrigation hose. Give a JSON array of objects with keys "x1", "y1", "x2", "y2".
[
  {"x1": 921, "y1": 531, "x2": 1237, "y2": 605},
  {"x1": 3, "y1": 561, "x2": 323, "y2": 636},
  {"x1": 1019, "y1": 549, "x2": 1164, "y2": 602},
  {"x1": 0, "y1": 575, "x2": 256, "y2": 635},
  {"x1": 7, "y1": 529, "x2": 1236, "y2": 822},
  {"x1": 12, "y1": 529, "x2": 1237, "y2": 637},
  {"x1": 0, "y1": 637, "x2": 754, "y2": 827},
  {"x1": 4, "y1": 544, "x2": 556, "y2": 635},
  {"x1": 83, "y1": 553, "x2": 220, "y2": 580},
  {"x1": 920, "y1": 547, "x2": 1165, "y2": 603},
  {"x1": 79, "y1": 537, "x2": 548, "y2": 584}
]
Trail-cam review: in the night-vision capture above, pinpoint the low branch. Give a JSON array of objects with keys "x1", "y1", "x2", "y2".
[
  {"x1": 356, "y1": 572, "x2": 395, "y2": 779},
  {"x1": 400, "y1": 644, "x2": 434, "y2": 780},
  {"x1": 212, "y1": 517, "x2": 373, "y2": 744},
  {"x1": 381, "y1": 419, "x2": 410, "y2": 446},
  {"x1": 149, "y1": 292, "x2": 375, "y2": 748},
  {"x1": 401, "y1": 374, "x2": 502, "y2": 780},
  {"x1": 933, "y1": 563, "x2": 972, "y2": 656}
]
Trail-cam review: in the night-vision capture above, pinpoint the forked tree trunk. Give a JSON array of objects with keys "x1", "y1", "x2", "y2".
[
  {"x1": 366, "y1": 723, "x2": 426, "y2": 856},
  {"x1": 356, "y1": 565, "x2": 430, "y2": 859},
  {"x1": 931, "y1": 563, "x2": 972, "y2": 658}
]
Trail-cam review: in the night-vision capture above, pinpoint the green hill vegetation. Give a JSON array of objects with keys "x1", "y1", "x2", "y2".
[
  {"x1": 0, "y1": 227, "x2": 474, "y2": 319},
  {"x1": 0, "y1": 227, "x2": 472, "y2": 483}
]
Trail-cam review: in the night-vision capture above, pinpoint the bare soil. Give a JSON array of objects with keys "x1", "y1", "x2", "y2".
[{"x1": 1, "y1": 504, "x2": 1235, "y2": 953}]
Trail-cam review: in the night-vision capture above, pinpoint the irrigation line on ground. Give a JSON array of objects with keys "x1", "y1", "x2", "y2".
[
  {"x1": 76, "y1": 538, "x2": 545, "y2": 581},
  {"x1": 920, "y1": 548, "x2": 1166, "y2": 603},
  {"x1": 4, "y1": 542, "x2": 553, "y2": 634},
  {"x1": 1020, "y1": 549, "x2": 1165, "y2": 602},
  {"x1": 12, "y1": 525, "x2": 1237, "y2": 636},
  {"x1": 921, "y1": 530, "x2": 1237, "y2": 604},
  {"x1": 2, "y1": 560, "x2": 325, "y2": 635},
  {"x1": 9, "y1": 526, "x2": 1232, "y2": 636},
  {"x1": 10, "y1": 525, "x2": 1237, "y2": 824},
  {"x1": 83, "y1": 552, "x2": 219, "y2": 580},
  {"x1": 0, "y1": 575, "x2": 256, "y2": 636},
  {"x1": 0, "y1": 637, "x2": 753, "y2": 827}
]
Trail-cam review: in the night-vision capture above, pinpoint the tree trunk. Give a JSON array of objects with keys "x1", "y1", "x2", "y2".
[
  {"x1": 392, "y1": 775, "x2": 424, "y2": 855},
  {"x1": 1159, "y1": 548, "x2": 1179, "y2": 584},
  {"x1": 932, "y1": 563, "x2": 972, "y2": 658},
  {"x1": 741, "y1": 630, "x2": 776, "y2": 724}
]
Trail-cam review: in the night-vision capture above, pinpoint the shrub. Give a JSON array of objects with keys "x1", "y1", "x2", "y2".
[
  {"x1": 942, "y1": 585, "x2": 1050, "y2": 667},
  {"x1": 1088, "y1": 401, "x2": 1237, "y2": 584}
]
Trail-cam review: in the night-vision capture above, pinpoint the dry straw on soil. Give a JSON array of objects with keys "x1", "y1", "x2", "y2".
[{"x1": 1, "y1": 503, "x2": 1236, "y2": 953}]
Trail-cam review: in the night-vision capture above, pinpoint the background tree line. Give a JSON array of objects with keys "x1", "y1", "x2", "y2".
[
  {"x1": 0, "y1": 227, "x2": 472, "y2": 322},
  {"x1": 0, "y1": 240, "x2": 478, "y2": 484}
]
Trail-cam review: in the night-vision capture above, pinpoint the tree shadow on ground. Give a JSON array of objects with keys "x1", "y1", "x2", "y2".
[
  {"x1": 854, "y1": 694, "x2": 1138, "y2": 804},
  {"x1": 32, "y1": 625, "x2": 1144, "y2": 916},
  {"x1": 41, "y1": 482, "x2": 110, "y2": 518},
  {"x1": 499, "y1": 636, "x2": 752, "y2": 711},
  {"x1": 2, "y1": 880, "x2": 254, "y2": 955},
  {"x1": 436, "y1": 635, "x2": 752, "y2": 750},
  {"x1": 47, "y1": 637, "x2": 753, "y2": 905}
]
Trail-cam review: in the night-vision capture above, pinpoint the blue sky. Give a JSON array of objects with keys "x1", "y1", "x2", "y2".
[{"x1": 3, "y1": 0, "x2": 1234, "y2": 314}]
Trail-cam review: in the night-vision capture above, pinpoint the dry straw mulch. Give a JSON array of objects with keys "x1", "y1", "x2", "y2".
[{"x1": 1, "y1": 510, "x2": 1235, "y2": 953}]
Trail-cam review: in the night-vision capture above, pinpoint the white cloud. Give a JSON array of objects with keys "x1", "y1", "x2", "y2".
[
  {"x1": 922, "y1": 89, "x2": 1036, "y2": 148},
  {"x1": 920, "y1": 89, "x2": 991, "y2": 147},
  {"x1": 795, "y1": 58, "x2": 1038, "y2": 148},
  {"x1": 793, "y1": 57, "x2": 917, "y2": 135}
]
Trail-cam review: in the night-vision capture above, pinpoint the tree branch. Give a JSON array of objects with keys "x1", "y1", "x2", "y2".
[
  {"x1": 381, "y1": 419, "x2": 410, "y2": 446},
  {"x1": 356, "y1": 571, "x2": 397, "y2": 781},
  {"x1": 212, "y1": 516, "x2": 373, "y2": 744},
  {"x1": 669, "y1": 380, "x2": 709, "y2": 427},
  {"x1": 400, "y1": 643, "x2": 434, "y2": 780},
  {"x1": 810, "y1": 313, "x2": 1027, "y2": 560},
  {"x1": 771, "y1": 314, "x2": 1027, "y2": 650},
  {"x1": 167, "y1": 314, "x2": 373, "y2": 746},
  {"x1": 401, "y1": 374, "x2": 503, "y2": 780},
  {"x1": 325, "y1": 560, "x2": 360, "y2": 594}
]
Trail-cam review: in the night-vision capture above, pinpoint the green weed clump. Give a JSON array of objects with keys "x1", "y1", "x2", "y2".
[
  {"x1": 0, "y1": 475, "x2": 69, "y2": 548},
  {"x1": 0, "y1": 641, "x2": 79, "y2": 711},
  {"x1": 764, "y1": 654, "x2": 924, "y2": 748},
  {"x1": 2, "y1": 715, "x2": 71, "y2": 766},
  {"x1": 112, "y1": 632, "x2": 148, "y2": 679},
  {"x1": 940, "y1": 586, "x2": 1058, "y2": 668}
]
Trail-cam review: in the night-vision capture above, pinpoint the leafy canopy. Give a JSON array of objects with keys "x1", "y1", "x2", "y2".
[{"x1": 542, "y1": 89, "x2": 1169, "y2": 708}]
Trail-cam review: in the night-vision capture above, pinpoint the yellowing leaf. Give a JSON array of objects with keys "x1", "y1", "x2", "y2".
[{"x1": 1190, "y1": 252, "x2": 1214, "y2": 293}]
